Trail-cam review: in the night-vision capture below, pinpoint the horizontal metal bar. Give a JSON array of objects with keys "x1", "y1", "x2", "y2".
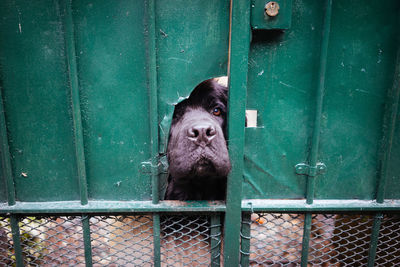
[
  {"x1": 2, "y1": 199, "x2": 400, "y2": 214},
  {"x1": 0, "y1": 200, "x2": 226, "y2": 214},
  {"x1": 242, "y1": 199, "x2": 400, "y2": 212}
]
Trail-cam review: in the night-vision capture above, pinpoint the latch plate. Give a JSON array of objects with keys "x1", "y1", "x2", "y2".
[
  {"x1": 140, "y1": 155, "x2": 168, "y2": 174},
  {"x1": 295, "y1": 162, "x2": 326, "y2": 177}
]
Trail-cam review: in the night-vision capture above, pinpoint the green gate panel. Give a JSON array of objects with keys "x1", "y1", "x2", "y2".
[
  {"x1": 0, "y1": 0, "x2": 230, "y2": 202},
  {"x1": 72, "y1": 1, "x2": 152, "y2": 200},
  {"x1": 1, "y1": 0, "x2": 399, "y2": 204},
  {"x1": 243, "y1": 0, "x2": 326, "y2": 199},
  {"x1": 243, "y1": 0, "x2": 400, "y2": 200},
  {"x1": 0, "y1": 1, "x2": 80, "y2": 201},
  {"x1": 316, "y1": 0, "x2": 400, "y2": 199},
  {"x1": 156, "y1": 0, "x2": 230, "y2": 152}
]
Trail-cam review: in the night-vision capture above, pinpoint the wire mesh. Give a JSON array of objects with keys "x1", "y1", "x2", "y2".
[
  {"x1": 308, "y1": 214, "x2": 374, "y2": 266},
  {"x1": 246, "y1": 213, "x2": 304, "y2": 266},
  {"x1": 1, "y1": 212, "x2": 399, "y2": 266},
  {"x1": 16, "y1": 216, "x2": 85, "y2": 266},
  {"x1": 375, "y1": 214, "x2": 400, "y2": 266},
  {"x1": 161, "y1": 215, "x2": 217, "y2": 266},
  {"x1": 89, "y1": 215, "x2": 153, "y2": 266},
  {"x1": 0, "y1": 217, "x2": 15, "y2": 266}
]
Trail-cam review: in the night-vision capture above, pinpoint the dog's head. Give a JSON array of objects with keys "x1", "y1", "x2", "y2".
[{"x1": 165, "y1": 79, "x2": 231, "y2": 200}]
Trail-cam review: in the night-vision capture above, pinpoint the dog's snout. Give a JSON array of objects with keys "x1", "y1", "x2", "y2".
[{"x1": 187, "y1": 124, "x2": 216, "y2": 145}]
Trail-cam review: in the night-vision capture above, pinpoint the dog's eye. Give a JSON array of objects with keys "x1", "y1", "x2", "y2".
[{"x1": 212, "y1": 108, "x2": 221, "y2": 116}]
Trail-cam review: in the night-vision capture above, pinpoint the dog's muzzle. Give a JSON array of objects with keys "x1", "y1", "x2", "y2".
[{"x1": 187, "y1": 123, "x2": 217, "y2": 147}]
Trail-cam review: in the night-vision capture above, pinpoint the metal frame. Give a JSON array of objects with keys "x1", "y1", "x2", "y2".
[{"x1": 1, "y1": 0, "x2": 400, "y2": 266}]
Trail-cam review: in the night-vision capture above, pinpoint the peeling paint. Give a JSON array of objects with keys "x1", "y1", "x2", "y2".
[{"x1": 159, "y1": 29, "x2": 168, "y2": 37}]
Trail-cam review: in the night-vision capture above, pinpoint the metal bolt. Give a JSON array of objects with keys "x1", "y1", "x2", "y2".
[{"x1": 265, "y1": 1, "x2": 280, "y2": 17}]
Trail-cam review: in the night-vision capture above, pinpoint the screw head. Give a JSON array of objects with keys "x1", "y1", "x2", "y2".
[{"x1": 265, "y1": 1, "x2": 280, "y2": 17}]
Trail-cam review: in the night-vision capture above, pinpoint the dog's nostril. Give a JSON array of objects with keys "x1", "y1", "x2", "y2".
[
  {"x1": 206, "y1": 126, "x2": 216, "y2": 137},
  {"x1": 187, "y1": 128, "x2": 199, "y2": 138}
]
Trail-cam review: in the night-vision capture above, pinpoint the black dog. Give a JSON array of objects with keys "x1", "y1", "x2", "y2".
[{"x1": 165, "y1": 79, "x2": 231, "y2": 200}]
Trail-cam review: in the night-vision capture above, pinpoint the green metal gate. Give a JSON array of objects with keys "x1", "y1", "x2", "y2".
[{"x1": 1, "y1": 0, "x2": 399, "y2": 266}]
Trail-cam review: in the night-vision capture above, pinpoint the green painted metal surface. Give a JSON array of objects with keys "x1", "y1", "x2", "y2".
[
  {"x1": 0, "y1": 0, "x2": 229, "y2": 203},
  {"x1": 316, "y1": 0, "x2": 399, "y2": 200},
  {"x1": 223, "y1": 0, "x2": 251, "y2": 265},
  {"x1": 244, "y1": 0, "x2": 325, "y2": 199},
  {"x1": 0, "y1": 160, "x2": 6, "y2": 203},
  {"x1": 243, "y1": 0, "x2": 400, "y2": 200},
  {"x1": 1, "y1": 0, "x2": 397, "y2": 205},
  {"x1": 0, "y1": 1, "x2": 81, "y2": 202},
  {"x1": 0, "y1": 1, "x2": 400, "y2": 265},
  {"x1": 156, "y1": 0, "x2": 229, "y2": 153},
  {"x1": 382, "y1": 49, "x2": 400, "y2": 200},
  {"x1": 72, "y1": 1, "x2": 152, "y2": 201}
]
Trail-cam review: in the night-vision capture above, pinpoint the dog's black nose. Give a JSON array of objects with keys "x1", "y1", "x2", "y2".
[{"x1": 187, "y1": 124, "x2": 216, "y2": 145}]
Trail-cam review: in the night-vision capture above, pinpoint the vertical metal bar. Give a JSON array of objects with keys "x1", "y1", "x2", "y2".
[
  {"x1": 152, "y1": 214, "x2": 161, "y2": 267},
  {"x1": 306, "y1": 0, "x2": 332, "y2": 204},
  {"x1": 300, "y1": 213, "x2": 312, "y2": 267},
  {"x1": 82, "y1": 215, "x2": 93, "y2": 267},
  {"x1": 0, "y1": 86, "x2": 15, "y2": 205},
  {"x1": 62, "y1": 0, "x2": 89, "y2": 205},
  {"x1": 367, "y1": 213, "x2": 383, "y2": 267},
  {"x1": 240, "y1": 212, "x2": 251, "y2": 267},
  {"x1": 146, "y1": 0, "x2": 160, "y2": 204},
  {"x1": 223, "y1": 0, "x2": 251, "y2": 265},
  {"x1": 210, "y1": 214, "x2": 222, "y2": 267},
  {"x1": 10, "y1": 215, "x2": 24, "y2": 267},
  {"x1": 376, "y1": 47, "x2": 400, "y2": 203}
]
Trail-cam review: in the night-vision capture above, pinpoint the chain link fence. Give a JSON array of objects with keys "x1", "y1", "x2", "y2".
[
  {"x1": 242, "y1": 213, "x2": 400, "y2": 267},
  {"x1": 308, "y1": 214, "x2": 374, "y2": 266},
  {"x1": 243, "y1": 213, "x2": 304, "y2": 266},
  {"x1": 375, "y1": 214, "x2": 400, "y2": 266},
  {"x1": 90, "y1": 215, "x2": 154, "y2": 266},
  {"x1": 1, "y1": 213, "x2": 400, "y2": 266},
  {"x1": 0, "y1": 217, "x2": 15, "y2": 266},
  {"x1": 161, "y1": 215, "x2": 219, "y2": 266},
  {"x1": 0, "y1": 214, "x2": 221, "y2": 266}
]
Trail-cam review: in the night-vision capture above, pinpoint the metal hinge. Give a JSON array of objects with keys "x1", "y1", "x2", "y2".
[
  {"x1": 140, "y1": 155, "x2": 168, "y2": 174},
  {"x1": 295, "y1": 162, "x2": 326, "y2": 177}
]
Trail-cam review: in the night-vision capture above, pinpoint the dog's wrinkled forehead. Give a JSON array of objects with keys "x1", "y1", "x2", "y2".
[{"x1": 172, "y1": 79, "x2": 228, "y2": 123}]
